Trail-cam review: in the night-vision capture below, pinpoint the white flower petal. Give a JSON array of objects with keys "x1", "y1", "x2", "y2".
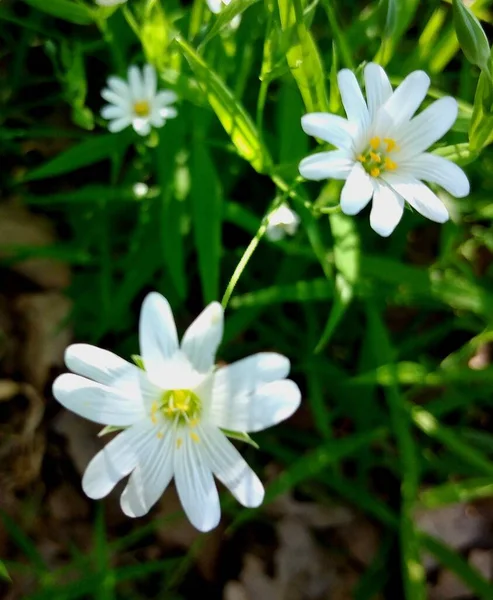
[
  {"x1": 161, "y1": 106, "x2": 178, "y2": 120},
  {"x1": 218, "y1": 379, "x2": 301, "y2": 433},
  {"x1": 139, "y1": 292, "x2": 179, "y2": 384},
  {"x1": 156, "y1": 90, "x2": 178, "y2": 107},
  {"x1": 53, "y1": 374, "x2": 146, "y2": 426},
  {"x1": 400, "y1": 153, "x2": 470, "y2": 197},
  {"x1": 149, "y1": 107, "x2": 165, "y2": 128},
  {"x1": 101, "y1": 105, "x2": 126, "y2": 120},
  {"x1": 375, "y1": 70, "x2": 430, "y2": 135},
  {"x1": 199, "y1": 424, "x2": 264, "y2": 508},
  {"x1": 384, "y1": 174, "x2": 449, "y2": 223},
  {"x1": 397, "y1": 97, "x2": 458, "y2": 159},
  {"x1": 340, "y1": 163, "x2": 374, "y2": 215},
  {"x1": 133, "y1": 118, "x2": 151, "y2": 136},
  {"x1": 174, "y1": 433, "x2": 221, "y2": 532},
  {"x1": 82, "y1": 421, "x2": 154, "y2": 499},
  {"x1": 199, "y1": 425, "x2": 264, "y2": 508},
  {"x1": 364, "y1": 63, "x2": 393, "y2": 120},
  {"x1": 108, "y1": 117, "x2": 131, "y2": 133},
  {"x1": 143, "y1": 64, "x2": 157, "y2": 99},
  {"x1": 181, "y1": 302, "x2": 223, "y2": 374},
  {"x1": 65, "y1": 343, "x2": 139, "y2": 387},
  {"x1": 107, "y1": 76, "x2": 130, "y2": 98},
  {"x1": 211, "y1": 353, "x2": 299, "y2": 432},
  {"x1": 101, "y1": 88, "x2": 128, "y2": 108},
  {"x1": 337, "y1": 69, "x2": 370, "y2": 136},
  {"x1": 127, "y1": 65, "x2": 144, "y2": 101},
  {"x1": 369, "y1": 180, "x2": 405, "y2": 237},
  {"x1": 120, "y1": 425, "x2": 175, "y2": 517},
  {"x1": 299, "y1": 150, "x2": 353, "y2": 181},
  {"x1": 301, "y1": 113, "x2": 355, "y2": 149},
  {"x1": 206, "y1": 0, "x2": 223, "y2": 13}
]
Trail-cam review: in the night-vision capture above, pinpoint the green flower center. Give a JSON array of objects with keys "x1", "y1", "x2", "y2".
[{"x1": 151, "y1": 389, "x2": 201, "y2": 427}]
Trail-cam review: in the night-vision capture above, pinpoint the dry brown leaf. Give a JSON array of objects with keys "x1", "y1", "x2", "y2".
[
  {"x1": 14, "y1": 292, "x2": 71, "y2": 390},
  {"x1": 415, "y1": 503, "x2": 490, "y2": 571},
  {"x1": 53, "y1": 411, "x2": 101, "y2": 475},
  {"x1": 0, "y1": 204, "x2": 70, "y2": 290},
  {"x1": 336, "y1": 515, "x2": 380, "y2": 567}
]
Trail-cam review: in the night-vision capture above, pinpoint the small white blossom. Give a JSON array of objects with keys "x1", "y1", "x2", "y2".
[
  {"x1": 95, "y1": 0, "x2": 127, "y2": 6},
  {"x1": 53, "y1": 293, "x2": 301, "y2": 532},
  {"x1": 101, "y1": 65, "x2": 177, "y2": 136},
  {"x1": 265, "y1": 203, "x2": 300, "y2": 242},
  {"x1": 299, "y1": 63, "x2": 470, "y2": 237}
]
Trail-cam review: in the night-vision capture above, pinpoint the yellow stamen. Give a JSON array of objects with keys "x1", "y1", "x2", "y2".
[
  {"x1": 190, "y1": 432, "x2": 200, "y2": 443},
  {"x1": 151, "y1": 401, "x2": 159, "y2": 424},
  {"x1": 370, "y1": 167, "x2": 381, "y2": 178},
  {"x1": 133, "y1": 100, "x2": 150, "y2": 117},
  {"x1": 384, "y1": 157, "x2": 397, "y2": 171},
  {"x1": 384, "y1": 138, "x2": 397, "y2": 152},
  {"x1": 370, "y1": 136, "x2": 381, "y2": 150},
  {"x1": 369, "y1": 151, "x2": 381, "y2": 163},
  {"x1": 189, "y1": 418, "x2": 199, "y2": 427},
  {"x1": 176, "y1": 438, "x2": 183, "y2": 449},
  {"x1": 157, "y1": 432, "x2": 164, "y2": 439},
  {"x1": 357, "y1": 154, "x2": 366, "y2": 163}
]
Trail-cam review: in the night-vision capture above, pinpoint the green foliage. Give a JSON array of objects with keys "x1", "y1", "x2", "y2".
[{"x1": 2, "y1": 0, "x2": 493, "y2": 598}]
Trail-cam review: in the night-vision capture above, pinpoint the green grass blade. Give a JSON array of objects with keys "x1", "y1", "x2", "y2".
[
  {"x1": 419, "y1": 477, "x2": 493, "y2": 508},
  {"x1": 277, "y1": 0, "x2": 329, "y2": 112},
  {"x1": 420, "y1": 533, "x2": 493, "y2": 599},
  {"x1": 316, "y1": 211, "x2": 359, "y2": 352},
  {"x1": 23, "y1": 131, "x2": 132, "y2": 181},
  {"x1": 190, "y1": 109, "x2": 223, "y2": 303},
  {"x1": 155, "y1": 118, "x2": 188, "y2": 300},
  {"x1": 230, "y1": 278, "x2": 333, "y2": 308},
  {"x1": 411, "y1": 406, "x2": 493, "y2": 477},
  {"x1": 21, "y1": 0, "x2": 93, "y2": 24},
  {"x1": 175, "y1": 36, "x2": 271, "y2": 173},
  {"x1": 200, "y1": 0, "x2": 261, "y2": 46},
  {"x1": 366, "y1": 303, "x2": 427, "y2": 600}
]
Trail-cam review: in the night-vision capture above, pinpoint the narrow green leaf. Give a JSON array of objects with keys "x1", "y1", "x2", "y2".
[
  {"x1": 175, "y1": 36, "x2": 271, "y2": 173},
  {"x1": 277, "y1": 0, "x2": 329, "y2": 112},
  {"x1": 376, "y1": 0, "x2": 420, "y2": 65},
  {"x1": 419, "y1": 477, "x2": 493, "y2": 508},
  {"x1": 190, "y1": 110, "x2": 222, "y2": 303},
  {"x1": 155, "y1": 119, "x2": 188, "y2": 300},
  {"x1": 411, "y1": 406, "x2": 493, "y2": 477},
  {"x1": 22, "y1": 0, "x2": 93, "y2": 24},
  {"x1": 366, "y1": 303, "x2": 426, "y2": 600},
  {"x1": 420, "y1": 534, "x2": 493, "y2": 600},
  {"x1": 230, "y1": 278, "x2": 333, "y2": 309},
  {"x1": 470, "y1": 46, "x2": 493, "y2": 152},
  {"x1": 201, "y1": 0, "x2": 261, "y2": 46},
  {"x1": 316, "y1": 211, "x2": 359, "y2": 352},
  {"x1": 263, "y1": 428, "x2": 386, "y2": 505},
  {"x1": 23, "y1": 132, "x2": 131, "y2": 181},
  {"x1": 0, "y1": 560, "x2": 10, "y2": 582}
]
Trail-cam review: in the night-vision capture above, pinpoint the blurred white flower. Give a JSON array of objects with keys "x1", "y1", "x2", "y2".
[
  {"x1": 265, "y1": 203, "x2": 300, "y2": 242},
  {"x1": 299, "y1": 63, "x2": 470, "y2": 237},
  {"x1": 95, "y1": 0, "x2": 127, "y2": 6},
  {"x1": 206, "y1": 0, "x2": 241, "y2": 29},
  {"x1": 53, "y1": 292, "x2": 301, "y2": 532},
  {"x1": 101, "y1": 65, "x2": 177, "y2": 136}
]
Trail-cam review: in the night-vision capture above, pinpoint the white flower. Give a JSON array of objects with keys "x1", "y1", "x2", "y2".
[
  {"x1": 52, "y1": 293, "x2": 301, "y2": 532},
  {"x1": 95, "y1": 0, "x2": 126, "y2": 6},
  {"x1": 298, "y1": 63, "x2": 470, "y2": 237},
  {"x1": 101, "y1": 65, "x2": 177, "y2": 136},
  {"x1": 265, "y1": 203, "x2": 300, "y2": 242},
  {"x1": 206, "y1": 0, "x2": 241, "y2": 29}
]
